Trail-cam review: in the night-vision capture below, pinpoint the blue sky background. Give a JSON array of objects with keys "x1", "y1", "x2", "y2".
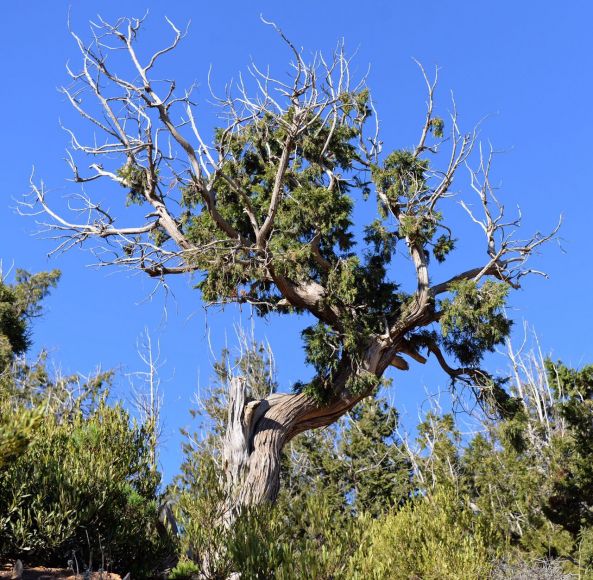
[{"x1": 1, "y1": 1, "x2": 591, "y2": 483}]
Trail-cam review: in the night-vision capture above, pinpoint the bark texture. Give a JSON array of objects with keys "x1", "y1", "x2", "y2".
[{"x1": 222, "y1": 341, "x2": 395, "y2": 509}]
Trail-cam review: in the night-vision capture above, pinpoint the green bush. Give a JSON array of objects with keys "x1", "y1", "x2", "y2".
[
  {"x1": 348, "y1": 486, "x2": 494, "y2": 580},
  {"x1": 578, "y1": 527, "x2": 593, "y2": 578},
  {"x1": 173, "y1": 455, "x2": 232, "y2": 578},
  {"x1": 168, "y1": 556, "x2": 200, "y2": 579},
  {"x1": 0, "y1": 405, "x2": 42, "y2": 468},
  {"x1": 228, "y1": 491, "x2": 366, "y2": 580},
  {"x1": 0, "y1": 394, "x2": 173, "y2": 576},
  {"x1": 173, "y1": 469, "x2": 366, "y2": 579},
  {"x1": 0, "y1": 268, "x2": 176, "y2": 576}
]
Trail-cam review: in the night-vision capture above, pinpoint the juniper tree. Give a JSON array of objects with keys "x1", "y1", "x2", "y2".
[
  {"x1": 26, "y1": 15, "x2": 558, "y2": 510},
  {"x1": 0, "y1": 269, "x2": 60, "y2": 374}
]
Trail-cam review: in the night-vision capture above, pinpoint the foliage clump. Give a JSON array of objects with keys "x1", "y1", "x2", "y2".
[
  {"x1": 0, "y1": 269, "x2": 59, "y2": 372},
  {"x1": 349, "y1": 486, "x2": 494, "y2": 579},
  {"x1": 440, "y1": 279, "x2": 512, "y2": 366}
]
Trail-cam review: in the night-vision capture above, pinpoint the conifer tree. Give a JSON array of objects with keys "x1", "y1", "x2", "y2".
[
  {"x1": 0, "y1": 269, "x2": 60, "y2": 465},
  {"x1": 28, "y1": 15, "x2": 557, "y2": 509}
]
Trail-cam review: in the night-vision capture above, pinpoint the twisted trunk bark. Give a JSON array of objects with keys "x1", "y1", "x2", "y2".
[{"x1": 221, "y1": 340, "x2": 394, "y2": 513}]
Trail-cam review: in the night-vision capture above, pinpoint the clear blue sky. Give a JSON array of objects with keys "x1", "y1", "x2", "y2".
[{"x1": 1, "y1": 1, "x2": 591, "y2": 483}]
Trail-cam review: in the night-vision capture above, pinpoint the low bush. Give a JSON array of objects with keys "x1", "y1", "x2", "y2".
[
  {"x1": 348, "y1": 486, "x2": 495, "y2": 579},
  {"x1": 0, "y1": 391, "x2": 174, "y2": 576}
]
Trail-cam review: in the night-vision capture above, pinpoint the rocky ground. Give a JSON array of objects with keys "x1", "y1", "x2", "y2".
[{"x1": 0, "y1": 563, "x2": 123, "y2": 579}]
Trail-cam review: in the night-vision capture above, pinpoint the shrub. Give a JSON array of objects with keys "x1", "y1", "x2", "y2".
[
  {"x1": 0, "y1": 406, "x2": 42, "y2": 467},
  {"x1": 173, "y1": 471, "x2": 367, "y2": 579},
  {"x1": 0, "y1": 393, "x2": 173, "y2": 576},
  {"x1": 229, "y1": 491, "x2": 367, "y2": 580},
  {"x1": 348, "y1": 486, "x2": 494, "y2": 579},
  {"x1": 168, "y1": 556, "x2": 200, "y2": 579}
]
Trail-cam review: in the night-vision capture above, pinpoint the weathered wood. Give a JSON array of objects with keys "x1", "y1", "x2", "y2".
[
  {"x1": 221, "y1": 338, "x2": 397, "y2": 510},
  {"x1": 10, "y1": 560, "x2": 23, "y2": 580}
]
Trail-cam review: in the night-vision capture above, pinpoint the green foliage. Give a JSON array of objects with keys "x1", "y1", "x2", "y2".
[
  {"x1": 439, "y1": 279, "x2": 512, "y2": 366},
  {"x1": 542, "y1": 362, "x2": 593, "y2": 534},
  {"x1": 184, "y1": 94, "x2": 367, "y2": 310},
  {"x1": 429, "y1": 116, "x2": 445, "y2": 138},
  {"x1": 433, "y1": 233, "x2": 456, "y2": 263},
  {"x1": 298, "y1": 323, "x2": 341, "y2": 400},
  {"x1": 451, "y1": 359, "x2": 593, "y2": 573},
  {"x1": 578, "y1": 527, "x2": 593, "y2": 577},
  {"x1": 0, "y1": 269, "x2": 60, "y2": 466},
  {"x1": 0, "y1": 269, "x2": 60, "y2": 372},
  {"x1": 369, "y1": 149, "x2": 459, "y2": 265},
  {"x1": 282, "y1": 395, "x2": 414, "y2": 517},
  {"x1": 349, "y1": 487, "x2": 494, "y2": 579},
  {"x1": 334, "y1": 396, "x2": 413, "y2": 515},
  {"x1": 230, "y1": 491, "x2": 367, "y2": 580},
  {"x1": 462, "y1": 429, "x2": 569, "y2": 557},
  {"x1": 372, "y1": 149, "x2": 429, "y2": 205},
  {"x1": 117, "y1": 163, "x2": 151, "y2": 206},
  {"x1": 174, "y1": 478, "x2": 367, "y2": 579},
  {"x1": 0, "y1": 386, "x2": 172, "y2": 576},
  {"x1": 168, "y1": 557, "x2": 201, "y2": 579},
  {"x1": 0, "y1": 269, "x2": 172, "y2": 576},
  {"x1": 345, "y1": 370, "x2": 380, "y2": 397},
  {"x1": 416, "y1": 412, "x2": 463, "y2": 488},
  {"x1": 0, "y1": 407, "x2": 42, "y2": 468},
  {"x1": 173, "y1": 455, "x2": 230, "y2": 577}
]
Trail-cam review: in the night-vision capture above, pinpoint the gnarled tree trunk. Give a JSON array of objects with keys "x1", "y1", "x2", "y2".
[{"x1": 221, "y1": 340, "x2": 394, "y2": 517}]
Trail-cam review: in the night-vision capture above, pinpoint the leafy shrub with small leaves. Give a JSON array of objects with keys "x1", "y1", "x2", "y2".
[
  {"x1": 174, "y1": 487, "x2": 367, "y2": 579},
  {"x1": 228, "y1": 491, "x2": 367, "y2": 580},
  {"x1": 173, "y1": 455, "x2": 232, "y2": 578},
  {"x1": 168, "y1": 556, "x2": 201, "y2": 580},
  {"x1": 0, "y1": 406, "x2": 42, "y2": 468},
  {"x1": 348, "y1": 486, "x2": 495, "y2": 579},
  {"x1": 0, "y1": 386, "x2": 174, "y2": 576}
]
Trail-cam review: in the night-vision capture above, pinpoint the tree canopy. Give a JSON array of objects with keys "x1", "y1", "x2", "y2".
[{"x1": 28, "y1": 16, "x2": 557, "y2": 415}]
